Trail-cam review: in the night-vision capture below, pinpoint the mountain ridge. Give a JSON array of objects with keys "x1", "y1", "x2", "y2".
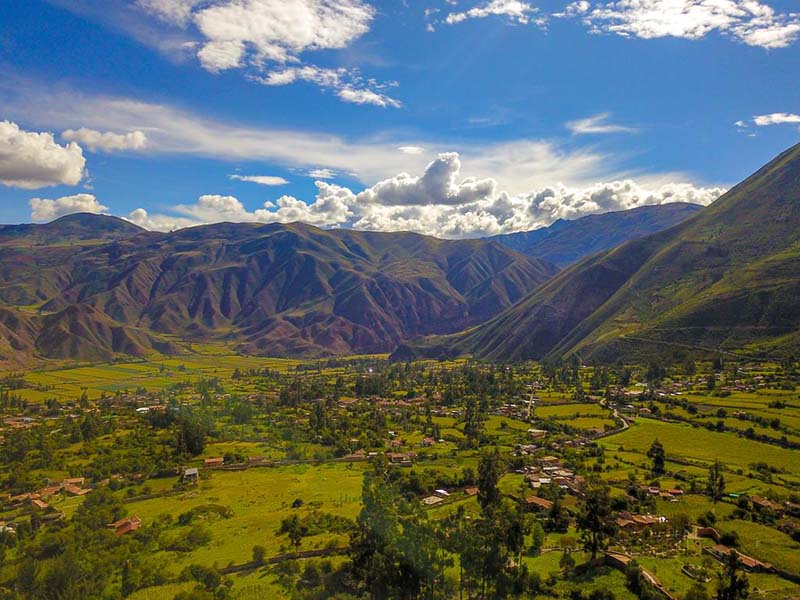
[{"x1": 395, "y1": 143, "x2": 800, "y2": 363}]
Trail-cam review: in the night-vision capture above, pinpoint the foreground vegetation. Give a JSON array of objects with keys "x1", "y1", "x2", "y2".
[{"x1": 0, "y1": 350, "x2": 799, "y2": 599}]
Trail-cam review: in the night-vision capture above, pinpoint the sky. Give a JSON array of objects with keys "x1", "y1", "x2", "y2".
[{"x1": 0, "y1": 0, "x2": 799, "y2": 238}]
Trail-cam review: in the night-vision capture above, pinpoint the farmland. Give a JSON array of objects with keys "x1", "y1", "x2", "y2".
[{"x1": 0, "y1": 355, "x2": 798, "y2": 599}]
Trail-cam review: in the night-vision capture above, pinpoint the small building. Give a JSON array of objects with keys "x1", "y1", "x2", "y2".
[
  {"x1": 182, "y1": 467, "x2": 199, "y2": 483},
  {"x1": 108, "y1": 516, "x2": 142, "y2": 536},
  {"x1": 524, "y1": 496, "x2": 554, "y2": 512},
  {"x1": 705, "y1": 545, "x2": 773, "y2": 573},
  {"x1": 204, "y1": 457, "x2": 224, "y2": 468},
  {"x1": 434, "y1": 489, "x2": 450, "y2": 498},
  {"x1": 464, "y1": 487, "x2": 479, "y2": 496},
  {"x1": 63, "y1": 484, "x2": 91, "y2": 496},
  {"x1": 422, "y1": 495, "x2": 443, "y2": 506}
]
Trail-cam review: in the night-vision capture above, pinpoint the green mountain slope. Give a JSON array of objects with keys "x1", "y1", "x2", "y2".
[
  {"x1": 0, "y1": 218, "x2": 557, "y2": 365},
  {"x1": 488, "y1": 202, "x2": 702, "y2": 268},
  {"x1": 396, "y1": 143, "x2": 800, "y2": 362}
]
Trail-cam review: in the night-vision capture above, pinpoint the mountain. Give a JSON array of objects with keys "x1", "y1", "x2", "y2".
[
  {"x1": 0, "y1": 213, "x2": 146, "y2": 245},
  {"x1": 488, "y1": 203, "x2": 703, "y2": 268},
  {"x1": 0, "y1": 216, "x2": 557, "y2": 366},
  {"x1": 395, "y1": 143, "x2": 800, "y2": 363}
]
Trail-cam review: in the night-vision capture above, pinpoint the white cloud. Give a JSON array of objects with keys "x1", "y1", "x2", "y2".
[
  {"x1": 571, "y1": 0, "x2": 800, "y2": 49},
  {"x1": 2, "y1": 81, "x2": 675, "y2": 196},
  {"x1": 29, "y1": 194, "x2": 108, "y2": 222},
  {"x1": 192, "y1": 0, "x2": 375, "y2": 68},
  {"x1": 131, "y1": 0, "x2": 396, "y2": 106},
  {"x1": 445, "y1": 0, "x2": 541, "y2": 25},
  {"x1": 0, "y1": 120, "x2": 85, "y2": 189},
  {"x1": 230, "y1": 174, "x2": 289, "y2": 185},
  {"x1": 136, "y1": 0, "x2": 201, "y2": 27},
  {"x1": 356, "y1": 153, "x2": 496, "y2": 206},
  {"x1": 566, "y1": 113, "x2": 637, "y2": 135},
  {"x1": 398, "y1": 146, "x2": 425, "y2": 155},
  {"x1": 752, "y1": 112, "x2": 800, "y2": 126},
  {"x1": 61, "y1": 127, "x2": 147, "y2": 152},
  {"x1": 122, "y1": 153, "x2": 725, "y2": 238},
  {"x1": 126, "y1": 207, "x2": 198, "y2": 231},
  {"x1": 256, "y1": 65, "x2": 401, "y2": 108},
  {"x1": 307, "y1": 168, "x2": 337, "y2": 179}
]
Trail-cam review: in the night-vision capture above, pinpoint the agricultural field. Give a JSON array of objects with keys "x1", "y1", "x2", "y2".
[{"x1": 0, "y1": 356, "x2": 798, "y2": 599}]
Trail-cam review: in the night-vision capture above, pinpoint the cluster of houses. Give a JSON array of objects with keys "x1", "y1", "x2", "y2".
[
  {"x1": 639, "y1": 485, "x2": 685, "y2": 502},
  {"x1": 421, "y1": 486, "x2": 478, "y2": 507},
  {"x1": 615, "y1": 511, "x2": 669, "y2": 533},
  {"x1": 5, "y1": 476, "x2": 92, "y2": 513},
  {"x1": 523, "y1": 456, "x2": 586, "y2": 496}
]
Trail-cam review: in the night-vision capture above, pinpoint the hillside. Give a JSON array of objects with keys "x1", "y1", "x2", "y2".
[
  {"x1": 0, "y1": 217, "x2": 557, "y2": 365},
  {"x1": 396, "y1": 143, "x2": 800, "y2": 362},
  {"x1": 489, "y1": 202, "x2": 702, "y2": 267}
]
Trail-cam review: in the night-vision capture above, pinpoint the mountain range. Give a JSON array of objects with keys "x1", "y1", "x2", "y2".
[
  {"x1": 396, "y1": 143, "x2": 800, "y2": 363},
  {"x1": 0, "y1": 219, "x2": 557, "y2": 366},
  {"x1": 489, "y1": 202, "x2": 702, "y2": 268},
  {"x1": 3, "y1": 142, "x2": 796, "y2": 369}
]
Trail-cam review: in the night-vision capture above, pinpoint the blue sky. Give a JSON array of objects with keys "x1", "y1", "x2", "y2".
[{"x1": 1, "y1": 0, "x2": 799, "y2": 237}]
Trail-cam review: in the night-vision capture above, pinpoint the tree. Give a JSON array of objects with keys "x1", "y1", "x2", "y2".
[
  {"x1": 463, "y1": 396, "x2": 486, "y2": 448},
  {"x1": 477, "y1": 447, "x2": 503, "y2": 515},
  {"x1": 279, "y1": 515, "x2": 308, "y2": 553},
  {"x1": 559, "y1": 549, "x2": 575, "y2": 577},
  {"x1": 647, "y1": 439, "x2": 666, "y2": 475},
  {"x1": 685, "y1": 582, "x2": 710, "y2": 600},
  {"x1": 716, "y1": 550, "x2": 749, "y2": 600},
  {"x1": 545, "y1": 493, "x2": 569, "y2": 533},
  {"x1": 252, "y1": 545, "x2": 267, "y2": 566},
  {"x1": 706, "y1": 460, "x2": 726, "y2": 503},
  {"x1": 576, "y1": 478, "x2": 617, "y2": 559}
]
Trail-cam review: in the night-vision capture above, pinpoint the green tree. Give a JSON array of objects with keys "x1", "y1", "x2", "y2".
[
  {"x1": 647, "y1": 438, "x2": 666, "y2": 475},
  {"x1": 706, "y1": 460, "x2": 726, "y2": 503},
  {"x1": 477, "y1": 447, "x2": 503, "y2": 515},
  {"x1": 716, "y1": 550, "x2": 749, "y2": 600},
  {"x1": 576, "y1": 478, "x2": 617, "y2": 560},
  {"x1": 278, "y1": 515, "x2": 308, "y2": 553}
]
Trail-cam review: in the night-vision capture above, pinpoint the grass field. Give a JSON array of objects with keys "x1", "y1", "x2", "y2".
[{"x1": 601, "y1": 418, "x2": 800, "y2": 479}]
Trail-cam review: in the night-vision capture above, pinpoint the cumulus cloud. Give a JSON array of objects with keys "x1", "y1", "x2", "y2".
[
  {"x1": 569, "y1": 0, "x2": 800, "y2": 49},
  {"x1": 230, "y1": 174, "x2": 289, "y2": 185},
  {"x1": 61, "y1": 127, "x2": 147, "y2": 152},
  {"x1": 445, "y1": 0, "x2": 541, "y2": 25},
  {"x1": 0, "y1": 120, "x2": 85, "y2": 189},
  {"x1": 123, "y1": 153, "x2": 725, "y2": 237},
  {"x1": 356, "y1": 153, "x2": 496, "y2": 206},
  {"x1": 29, "y1": 194, "x2": 108, "y2": 222},
  {"x1": 566, "y1": 113, "x2": 637, "y2": 135}
]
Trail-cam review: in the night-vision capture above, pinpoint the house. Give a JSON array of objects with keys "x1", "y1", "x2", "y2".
[
  {"x1": 204, "y1": 457, "x2": 224, "y2": 468},
  {"x1": 464, "y1": 487, "x2": 479, "y2": 496},
  {"x1": 182, "y1": 467, "x2": 199, "y2": 483},
  {"x1": 537, "y1": 456, "x2": 562, "y2": 469},
  {"x1": 30, "y1": 498, "x2": 49, "y2": 511},
  {"x1": 63, "y1": 484, "x2": 91, "y2": 496},
  {"x1": 524, "y1": 496, "x2": 554, "y2": 512},
  {"x1": 785, "y1": 501, "x2": 800, "y2": 517},
  {"x1": 751, "y1": 496, "x2": 783, "y2": 514},
  {"x1": 422, "y1": 437, "x2": 436, "y2": 447},
  {"x1": 422, "y1": 495, "x2": 443, "y2": 506},
  {"x1": 705, "y1": 545, "x2": 773, "y2": 572},
  {"x1": 62, "y1": 477, "x2": 85, "y2": 487},
  {"x1": 387, "y1": 452, "x2": 416, "y2": 466},
  {"x1": 108, "y1": 516, "x2": 142, "y2": 536},
  {"x1": 527, "y1": 429, "x2": 547, "y2": 440},
  {"x1": 434, "y1": 489, "x2": 450, "y2": 498}
]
